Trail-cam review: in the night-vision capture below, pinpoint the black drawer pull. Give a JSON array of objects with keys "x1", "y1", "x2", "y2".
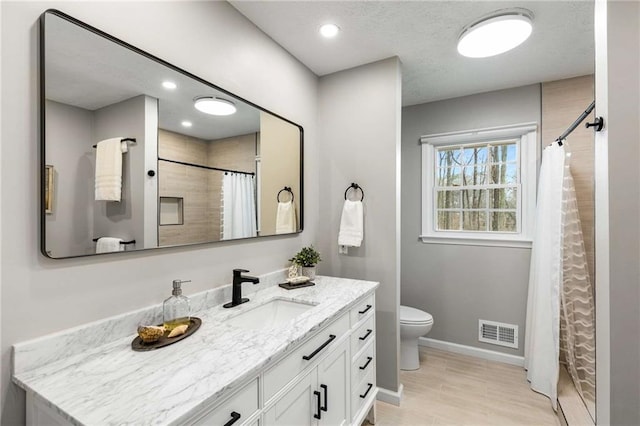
[
  {"x1": 360, "y1": 383, "x2": 373, "y2": 399},
  {"x1": 314, "y1": 390, "x2": 322, "y2": 419},
  {"x1": 359, "y1": 356, "x2": 373, "y2": 370},
  {"x1": 358, "y1": 304, "x2": 372, "y2": 314},
  {"x1": 320, "y1": 384, "x2": 328, "y2": 412},
  {"x1": 359, "y1": 329, "x2": 373, "y2": 341},
  {"x1": 223, "y1": 411, "x2": 241, "y2": 426},
  {"x1": 302, "y1": 334, "x2": 336, "y2": 361}
]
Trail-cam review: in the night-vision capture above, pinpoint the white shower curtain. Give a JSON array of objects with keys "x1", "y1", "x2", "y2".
[
  {"x1": 222, "y1": 173, "x2": 257, "y2": 239},
  {"x1": 525, "y1": 142, "x2": 595, "y2": 410},
  {"x1": 524, "y1": 143, "x2": 567, "y2": 410}
]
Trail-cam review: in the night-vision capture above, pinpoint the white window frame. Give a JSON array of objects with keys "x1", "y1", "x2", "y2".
[{"x1": 420, "y1": 123, "x2": 538, "y2": 248}]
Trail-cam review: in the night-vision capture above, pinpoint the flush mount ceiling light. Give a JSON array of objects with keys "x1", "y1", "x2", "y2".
[
  {"x1": 162, "y1": 81, "x2": 177, "y2": 90},
  {"x1": 319, "y1": 23, "x2": 340, "y2": 38},
  {"x1": 193, "y1": 97, "x2": 236, "y2": 116},
  {"x1": 457, "y1": 9, "x2": 533, "y2": 58},
  {"x1": 181, "y1": 121, "x2": 192, "y2": 127}
]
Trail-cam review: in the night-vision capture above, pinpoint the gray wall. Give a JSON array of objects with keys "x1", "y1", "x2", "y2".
[
  {"x1": 45, "y1": 101, "x2": 95, "y2": 257},
  {"x1": 600, "y1": 1, "x2": 640, "y2": 424},
  {"x1": 0, "y1": 2, "x2": 318, "y2": 423},
  {"x1": 317, "y1": 57, "x2": 402, "y2": 394},
  {"x1": 401, "y1": 85, "x2": 541, "y2": 356}
]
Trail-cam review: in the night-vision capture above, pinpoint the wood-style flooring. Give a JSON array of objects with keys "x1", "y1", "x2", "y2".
[{"x1": 371, "y1": 347, "x2": 560, "y2": 426}]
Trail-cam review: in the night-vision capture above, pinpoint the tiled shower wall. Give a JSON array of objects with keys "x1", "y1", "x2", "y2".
[
  {"x1": 158, "y1": 129, "x2": 256, "y2": 246},
  {"x1": 542, "y1": 75, "x2": 595, "y2": 282}
]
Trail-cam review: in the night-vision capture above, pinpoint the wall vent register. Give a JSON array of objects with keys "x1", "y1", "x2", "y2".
[{"x1": 478, "y1": 319, "x2": 518, "y2": 349}]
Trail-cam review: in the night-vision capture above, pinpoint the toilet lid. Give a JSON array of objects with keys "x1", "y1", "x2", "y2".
[{"x1": 400, "y1": 305, "x2": 433, "y2": 324}]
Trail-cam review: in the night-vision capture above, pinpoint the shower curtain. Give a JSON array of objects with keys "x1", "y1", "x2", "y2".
[
  {"x1": 222, "y1": 173, "x2": 257, "y2": 240},
  {"x1": 524, "y1": 142, "x2": 595, "y2": 409}
]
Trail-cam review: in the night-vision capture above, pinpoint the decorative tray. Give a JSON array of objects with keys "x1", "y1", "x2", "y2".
[
  {"x1": 278, "y1": 282, "x2": 316, "y2": 290},
  {"x1": 131, "y1": 317, "x2": 201, "y2": 351}
]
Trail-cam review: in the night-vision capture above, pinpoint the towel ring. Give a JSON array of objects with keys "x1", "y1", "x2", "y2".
[
  {"x1": 277, "y1": 186, "x2": 294, "y2": 202},
  {"x1": 344, "y1": 183, "x2": 364, "y2": 201}
]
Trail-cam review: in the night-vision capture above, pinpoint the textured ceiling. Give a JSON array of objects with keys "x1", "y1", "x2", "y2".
[{"x1": 230, "y1": 1, "x2": 595, "y2": 106}]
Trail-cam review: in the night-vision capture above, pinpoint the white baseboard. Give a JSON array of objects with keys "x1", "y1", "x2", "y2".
[
  {"x1": 419, "y1": 337, "x2": 524, "y2": 367},
  {"x1": 376, "y1": 383, "x2": 404, "y2": 406}
]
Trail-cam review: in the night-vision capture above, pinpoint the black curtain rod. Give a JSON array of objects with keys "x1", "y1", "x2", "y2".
[
  {"x1": 555, "y1": 100, "x2": 595, "y2": 145},
  {"x1": 158, "y1": 158, "x2": 255, "y2": 176}
]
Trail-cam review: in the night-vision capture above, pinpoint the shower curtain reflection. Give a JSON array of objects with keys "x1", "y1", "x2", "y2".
[{"x1": 222, "y1": 173, "x2": 257, "y2": 239}]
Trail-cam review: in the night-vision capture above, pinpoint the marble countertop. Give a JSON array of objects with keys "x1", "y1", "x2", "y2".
[{"x1": 13, "y1": 275, "x2": 378, "y2": 425}]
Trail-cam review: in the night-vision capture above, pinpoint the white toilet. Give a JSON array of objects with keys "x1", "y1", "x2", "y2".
[{"x1": 400, "y1": 305, "x2": 434, "y2": 371}]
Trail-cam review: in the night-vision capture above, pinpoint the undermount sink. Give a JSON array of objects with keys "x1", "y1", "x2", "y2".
[{"x1": 227, "y1": 298, "x2": 316, "y2": 330}]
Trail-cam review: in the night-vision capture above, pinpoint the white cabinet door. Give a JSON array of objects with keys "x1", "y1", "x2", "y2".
[
  {"x1": 317, "y1": 339, "x2": 350, "y2": 426},
  {"x1": 264, "y1": 370, "x2": 317, "y2": 426}
]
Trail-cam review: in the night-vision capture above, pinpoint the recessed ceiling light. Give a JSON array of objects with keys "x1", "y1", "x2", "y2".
[
  {"x1": 162, "y1": 81, "x2": 177, "y2": 90},
  {"x1": 181, "y1": 121, "x2": 192, "y2": 127},
  {"x1": 319, "y1": 23, "x2": 340, "y2": 38},
  {"x1": 457, "y1": 10, "x2": 533, "y2": 58},
  {"x1": 194, "y1": 97, "x2": 237, "y2": 116}
]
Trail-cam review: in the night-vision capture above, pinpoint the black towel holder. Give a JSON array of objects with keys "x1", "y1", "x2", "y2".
[
  {"x1": 92, "y1": 137, "x2": 136, "y2": 148},
  {"x1": 277, "y1": 186, "x2": 294, "y2": 202},
  {"x1": 92, "y1": 238, "x2": 136, "y2": 245},
  {"x1": 344, "y1": 183, "x2": 364, "y2": 201}
]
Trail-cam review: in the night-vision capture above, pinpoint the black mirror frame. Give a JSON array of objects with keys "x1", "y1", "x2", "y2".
[{"x1": 39, "y1": 9, "x2": 304, "y2": 259}]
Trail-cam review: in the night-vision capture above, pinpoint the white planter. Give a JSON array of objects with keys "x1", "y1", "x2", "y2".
[{"x1": 301, "y1": 266, "x2": 317, "y2": 280}]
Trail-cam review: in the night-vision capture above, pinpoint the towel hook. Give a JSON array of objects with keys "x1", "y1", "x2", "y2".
[
  {"x1": 344, "y1": 183, "x2": 364, "y2": 201},
  {"x1": 277, "y1": 186, "x2": 294, "y2": 202}
]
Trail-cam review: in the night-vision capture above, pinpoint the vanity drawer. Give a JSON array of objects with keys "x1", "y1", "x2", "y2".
[
  {"x1": 264, "y1": 312, "x2": 349, "y2": 402},
  {"x1": 352, "y1": 339, "x2": 375, "y2": 385},
  {"x1": 350, "y1": 294, "x2": 375, "y2": 327},
  {"x1": 352, "y1": 369, "x2": 376, "y2": 423},
  {"x1": 192, "y1": 377, "x2": 259, "y2": 426},
  {"x1": 350, "y1": 314, "x2": 375, "y2": 356}
]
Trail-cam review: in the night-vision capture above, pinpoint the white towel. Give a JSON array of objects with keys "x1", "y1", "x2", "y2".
[
  {"x1": 338, "y1": 200, "x2": 363, "y2": 247},
  {"x1": 95, "y1": 137, "x2": 127, "y2": 201},
  {"x1": 275, "y1": 201, "x2": 297, "y2": 234},
  {"x1": 96, "y1": 237, "x2": 124, "y2": 253}
]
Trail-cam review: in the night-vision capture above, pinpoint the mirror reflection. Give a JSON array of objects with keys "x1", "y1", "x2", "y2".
[{"x1": 42, "y1": 10, "x2": 303, "y2": 259}]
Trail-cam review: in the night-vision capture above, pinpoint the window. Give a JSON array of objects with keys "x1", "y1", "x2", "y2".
[{"x1": 421, "y1": 124, "x2": 537, "y2": 247}]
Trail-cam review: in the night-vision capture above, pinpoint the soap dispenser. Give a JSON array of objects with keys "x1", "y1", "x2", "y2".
[{"x1": 163, "y1": 279, "x2": 191, "y2": 331}]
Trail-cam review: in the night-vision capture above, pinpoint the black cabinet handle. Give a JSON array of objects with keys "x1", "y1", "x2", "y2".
[
  {"x1": 302, "y1": 335, "x2": 336, "y2": 361},
  {"x1": 360, "y1": 383, "x2": 373, "y2": 399},
  {"x1": 313, "y1": 390, "x2": 322, "y2": 419},
  {"x1": 359, "y1": 329, "x2": 373, "y2": 341},
  {"x1": 358, "y1": 304, "x2": 372, "y2": 314},
  {"x1": 320, "y1": 384, "x2": 328, "y2": 412},
  {"x1": 223, "y1": 411, "x2": 241, "y2": 426},
  {"x1": 359, "y1": 356, "x2": 373, "y2": 370}
]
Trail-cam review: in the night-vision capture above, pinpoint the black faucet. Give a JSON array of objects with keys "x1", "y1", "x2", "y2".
[{"x1": 223, "y1": 269, "x2": 260, "y2": 308}]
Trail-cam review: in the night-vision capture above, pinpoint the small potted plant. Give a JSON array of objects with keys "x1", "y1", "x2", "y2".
[{"x1": 290, "y1": 245, "x2": 322, "y2": 280}]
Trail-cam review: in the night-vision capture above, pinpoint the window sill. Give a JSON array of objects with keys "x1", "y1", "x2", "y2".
[{"x1": 419, "y1": 235, "x2": 532, "y2": 249}]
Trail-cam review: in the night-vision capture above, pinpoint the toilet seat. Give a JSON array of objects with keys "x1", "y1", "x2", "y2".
[{"x1": 400, "y1": 305, "x2": 433, "y2": 325}]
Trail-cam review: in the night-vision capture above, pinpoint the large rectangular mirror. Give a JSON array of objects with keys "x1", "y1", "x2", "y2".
[{"x1": 41, "y1": 10, "x2": 303, "y2": 259}]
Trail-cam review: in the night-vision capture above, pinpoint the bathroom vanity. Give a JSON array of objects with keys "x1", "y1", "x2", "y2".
[{"x1": 13, "y1": 274, "x2": 378, "y2": 425}]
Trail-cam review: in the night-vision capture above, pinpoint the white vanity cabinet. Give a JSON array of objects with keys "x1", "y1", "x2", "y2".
[
  {"x1": 349, "y1": 293, "x2": 377, "y2": 425},
  {"x1": 225, "y1": 293, "x2": 375, "y2": 426},
  {"x1": 264, "y1": 339, "x2": 350, "y2": 426},
  {"x1": 190, "y1": 377, "x2": 260, "y2": 426},
  {"x1": 16, "y1": 279, "x2": 378, "y2": 426}
]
